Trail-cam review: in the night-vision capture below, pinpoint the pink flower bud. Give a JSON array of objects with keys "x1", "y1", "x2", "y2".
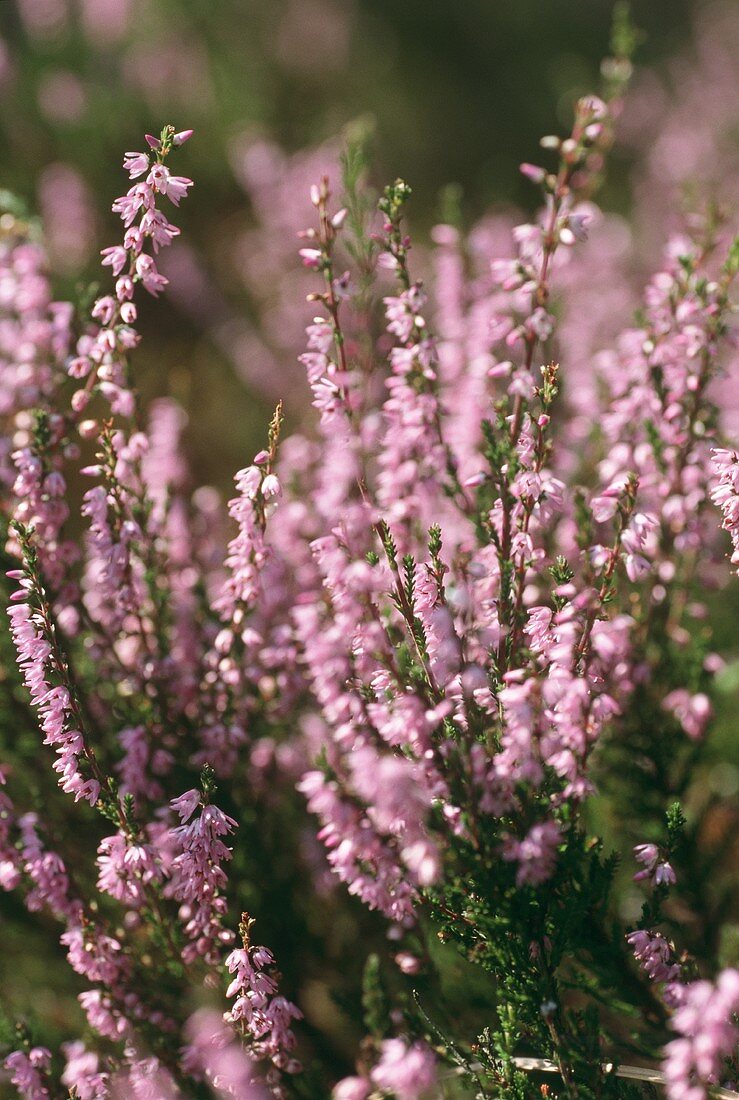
[
  {"x1": 68, "y1": 356, "x2": 92, "y2": 380},
  {"x1": 463, "y1": 471, "x2": 486, "y2": 488},
  {"x1": 261, "y1": 473, "x2": 280, "y2": 498},
  {"x1": 299, "y1": 248, "x2": 322, "y2": 268},
  {"x1": 395, "y1": 952, "x2": 422, "y2": 975},
  {"x1": 78, "y1": 419, "x2": 99, "y2": 439},
  {"x1": 520, "y1": 162, "x2": 546, "y2": 184}
]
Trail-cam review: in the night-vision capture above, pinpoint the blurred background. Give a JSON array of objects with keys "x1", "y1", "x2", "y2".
[{"x1": 1, "y1": 0, "x2": 736, "y2": 489}]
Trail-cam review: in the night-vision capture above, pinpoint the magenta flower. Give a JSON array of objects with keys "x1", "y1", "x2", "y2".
[
  {"x1": 663, "y1": 970, "x2": 739, "y2": 1099},
  {"x1": 370, "y1": 1039, "x2": 437, "y2": 1100},
  {"x1": 4, "y1": 1047, "x2": 52, "y2": 1099},
  {"x1": 122, "y1": 151, "x2": 149, "y2": 179}
]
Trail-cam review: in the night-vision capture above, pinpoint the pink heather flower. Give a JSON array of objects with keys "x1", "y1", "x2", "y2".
[
  {"x1": 663, "y1": 969, "x2": 739, "y2": 1100},
  {"x1": 112, "y1": 183, "x2": 155, "y2": 227},
  {"x1": 662, "y1": 690, "x2": 712, "y2": 741},
  {"x1": 123, "y1": 151, "x2": 149, "y2": 179},
  {"x1": 634, "y1": 843, "x2": 659, "y2": 868},
  {"x1": 212, "y1": 450, "x2": 280, "y2": 628},
  {"x1": 61, "y1": 1042, "x2": 108, "y2": 1099},
  {"x1": 62, "y1": 925, "x2": 128, "y2": 988},
  {"x1": 627, "y1": 929, "x2": 683, "y2": 1009},
  {"x1": 332, "y1": 1077, "x2": 370, "y2": 1100},
  {"x1": 4, "y1": 1047, "x2": 52, "y2": 1099},
  {"x1": 370, "y1": 1039, "x2": 437, "y2": 1100},
  {"x1": 79, "y1": 989, "x2": 128, "y2": 1042},
  {"x1": 77, "y1": 128, "x2": 192, "y2": 413},
  {"x1": 111, "y1": 1050, "x2": 180, "y2": 1099},
  {"x1": 135, "y1": 253, "x2": 168, "y2": 296},
  {"x1": 520, "y1": 162, "x2": 546, "y2": 184},
  {"x1": 655, "y1": 862, "x2": 677, "y2": 887},
  {"x1": 224, "y1": 935, "x2": 302, "y2": 1073},
  {"x1": 7, "y1": 600, "x2": 100, "y2": 806},
  {"x1": 591, "y1": 490, "x2": 621, "y2": 522},
  {"x1": 395, "y1": 952, "x2": 422, "y2": 975},
  {"x1": 171, "y1": 787, "x2": 201, "y2": 822},
  {"x1": 147, "y1": 163, "x2": 193, "y2": 206},
  {"x1": 712, "y1": 449, "x2": 739, "y2": 570},
  {"x1": 348, "y1": 748, "x2": 441, "y2": 887},
  {"x1": 299, "y1": 247, "x2": 322, "y2": 268},
  {"x1": 182, "y1": 1010, "x2": 263, "y2": 1099},
  {"x1": 634, "y1": 843, "x2": 676, "y2": 888},
  {"x1": 167, "y1": 794, "x2": 238, "y2": 964},
  {"x1": 100, "y1": 245, "x2": 128, "y2": 276},
  {"x1": 140, "y1": 208, "x2": 180, "y2": 251},
  {"x1": 96, "y1": 831, "x2": 162, "y2": 906},
  {"x1": 17, "y1": 812, "x2": 81, "y2": 921},
  {"x1": 298, "y1": 767, "x2": 418, "y2": 924},
  {"x1": 172, "y1": 128, "x2": 194, "y2": 146},
  {"x1": 502, "y1": 820, "x2": 562, "y2": 887},
  {"x1": 161, "y1": 174, "x2": 193, "y2": 206},
  {"x1": 384, "y1": 286, "x2": 427, "y2": 342},
  {"x1": 261, "y1": 473, "x2": 280, "y2": 498},
  {"x1": 625, "y1": 553, "x2": 650, "y2": 581}
]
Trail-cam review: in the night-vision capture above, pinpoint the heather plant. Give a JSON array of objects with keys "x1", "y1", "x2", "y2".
[{"x1": 0, "y1": 19, "x2": 739, "y2": 1100}]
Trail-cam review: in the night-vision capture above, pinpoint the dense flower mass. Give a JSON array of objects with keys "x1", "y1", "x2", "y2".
[
  {"x1": 663, "y1": 970, "x2": 739, "y2": 1100},
  {"x1": 0, "y1": 18, "x2": 738, "y2": 1096},
  {"x1": 712, "y1": 448, "x2": 739, "y2": 573}
]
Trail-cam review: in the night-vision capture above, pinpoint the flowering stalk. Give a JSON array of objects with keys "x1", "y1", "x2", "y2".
[
  {"x1": 8, "y1": 524, "x2": 111, "y2": 809},
  {"x1": 489, "y1": 92, "x2": 615, "y2": 676},
  {"x1": 712, "y1": 447, "x2": 739, "y2": 572},
  {"x1": 200, "y1": 404, "x2": 283, "y2": 775},
  {"x1": 224, "y1": 913, "x2": 302, "y2": 1095},
  {"x1": 378, "y1": 179, "x2": 470, "y2": 529},
  {"x1": 166, "y1": 766, "x2": 237, "y2": 966},
  {"x1": 299, "y1": 177, "x2": 356, "y2": 428},
  {"x1": 69, "y1": 125, "x2": 193, "y2": 419}
]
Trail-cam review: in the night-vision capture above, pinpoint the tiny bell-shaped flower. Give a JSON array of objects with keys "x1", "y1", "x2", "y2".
[
  {"x1": 519, "y1": 162, "x2": 546, "y2": 184},
  {"x1": 261, "y1": 473, "x2": 280, "y2": 498}
]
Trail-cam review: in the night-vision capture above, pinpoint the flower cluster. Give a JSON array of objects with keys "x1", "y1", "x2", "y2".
[
  {"x1": 70, "y1": 126, "x2": 193, "y2": 419},
  {"x1": 7, "y1": 559, "x2": 101, "y2": 806},
  {"x1": 167, "y1": 783, "x2": 238, "y2": 966},
  {"x1": 224, "y1": 915, "x2": 302, "y2": 1086},
  {"x1": 663, "y1": 970, "x2": 739, "y2": 1100},
  {"x1": 712, "y1": 447, "x2": 739, "y2": 573}
]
